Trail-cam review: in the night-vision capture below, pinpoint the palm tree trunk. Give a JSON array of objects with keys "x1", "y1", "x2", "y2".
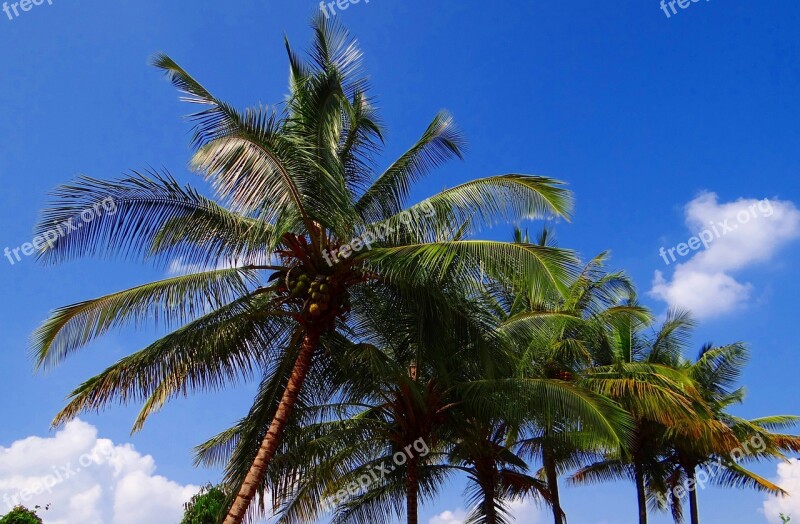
[
  {"x1": 687, "y1": 466, "x2": 700, "y2": 524},
  {"x1": 633, "y1": 463, "x2": 648, "y2": 524},
  {"x1": 224, "y1": 329, "x2": 320, "y2": 524},
  {"x1": 543, "y1": 448, "x2": 565, "y2": 524},
  {"x1": 406, "y1": 456, "x2": 419, "y2": 524},
  {"x1": 481, "y1": 472, "x2": 498, "y2": 524}
]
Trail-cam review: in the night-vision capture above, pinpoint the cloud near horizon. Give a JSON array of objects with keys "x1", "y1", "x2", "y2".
[
  {"x1": 428, "y1": 498, "x2": 540, "y2": 524},
  {"x1": 763, "y1": 459, "x2": 800, "y2": 523},
  {"x1": 0, "y1": 420, "x2": 199, "y2": 524},
  {"x1": 650, "y1": 192, "x2": 800, "y2": 320}
]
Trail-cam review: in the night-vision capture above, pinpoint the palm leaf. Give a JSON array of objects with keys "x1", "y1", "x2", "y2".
[{"x1": 31, "y1": 267, "x2": 257, "y2": 369}]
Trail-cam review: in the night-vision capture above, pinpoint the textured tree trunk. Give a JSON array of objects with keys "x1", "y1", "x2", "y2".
[
  {"x1": 543, "y1": 448, "x2": 565, "y2": 524},
  {"x1": 224, "y1": 329, "x2": 320, "y2": 524},
  {"x1": 687, "y1": 465, "x2": 700, "y2": 524},
  {"x1": 634, "y1": 463, "x2": 648, "y2": 524},
  {"x1": 406, "y1": 456, "x2": 419, "y2": 524}
]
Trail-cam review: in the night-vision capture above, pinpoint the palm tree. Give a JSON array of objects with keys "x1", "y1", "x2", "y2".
[
  {"x1": 276, "y1": 349, "x2": 459, "y2": 524},
  {"x1": 31, "y1": 17, "x2": 578, "y2": 524},
  {"x1": 198, "y1": 289, "x2": 498, "y2": 524},
  {"x1": 448, "y1": 418, "x2": 550, "y2": 524},
  {"x1": 657, "y1": 343, "x2": 800, "y2": 524},
  {"x1": 490, "y1": 231, "x2": 639, "y2": 524},
  {"x1": 572, "y1": 310, "x2": 707, "y2": 524}
]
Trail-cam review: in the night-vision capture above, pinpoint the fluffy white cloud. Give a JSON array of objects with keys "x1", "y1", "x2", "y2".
[
  {"x1": 0, "y1": 420, "x2": 199, "y2": 524},
  {"x1": 763, "y1": 459, "x2": 800, "y2": 523},
  {"x1": 650, "y1": 192, "x2": 800, "y2": 319}
]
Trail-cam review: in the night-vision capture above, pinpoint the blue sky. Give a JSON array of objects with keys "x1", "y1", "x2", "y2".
[{"x1": 1, "y1": 1, "x2": 800, "y2": 522}]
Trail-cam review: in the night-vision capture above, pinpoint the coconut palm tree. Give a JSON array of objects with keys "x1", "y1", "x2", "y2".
[
  {"x1": 448, "y1": 418, "x2": 550, "y2": 524},
  {"x1": 572, "y1": 310, "x2": 708, "y2": 524},
  {"x1": 197, "y1": 286, "x2": 499, "y2": 524},
  {"x1": 656, "y1": 343, "x2": 800, "y2": 524},
  {"x1": 31, "y1": 17, "x2": 579, "y2": 524},
  {"x1": 488, "y1": 230, "x2": 639, "y2": 524}
]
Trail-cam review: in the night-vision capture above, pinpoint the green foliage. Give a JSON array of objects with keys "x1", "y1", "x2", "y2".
[
  {"x1": 29, "y1": 14, "x2": 800, "y2": 524},
  {"x1": 0, "y1": 506, "x2": 43, "y2": 524},
  {"x1": 180, "y1": 485, "x2": 227, "y2": 524}
]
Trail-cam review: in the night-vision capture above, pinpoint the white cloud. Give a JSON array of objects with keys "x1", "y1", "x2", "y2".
[
  {"x1": 429, "y1": 508, "x2": 468, "y2": 524},
  {"x1": 428, "y1": 499, "x2": 540, "y2": 524},
  {"x1": 650, "y1": 192, "x2": 800, "y2": 319},
  {"x1": 0, "y1": 420, "x2": 199, "y2": 524},
  {"x1": 763, "y1": 459, "x2": 800, "y2": 523},
  {"x1": 507, "y1": 498, "x2": 541, "y2": 522}
]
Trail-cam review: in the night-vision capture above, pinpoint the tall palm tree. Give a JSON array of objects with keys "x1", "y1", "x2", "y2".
[
  {"x1": 490, "y1": 231, "x2": 639, "y2": 524},
  {"x1": 31, "y1": 17, "x2": 578, "y2": 523},
  {"x1": 572, "y1": 310, "x2": 707, "y2": 524}
]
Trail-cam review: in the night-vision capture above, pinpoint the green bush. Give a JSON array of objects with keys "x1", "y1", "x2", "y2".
[
  {"x1": 180, "y1": 485, "x2": 227, "y2": 524},
  {"x1": 0, "y1": 506, "x2": 43, "y2": 524}
]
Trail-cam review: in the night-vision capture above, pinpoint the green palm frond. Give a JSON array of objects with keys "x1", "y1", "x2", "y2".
[
  {"x1": 31, "y1": 267, "x2": 258, "y2": 369},
  {"x1": 152, "y1": 54, "x2": 319, "y2": 229},
  {"x1": 462, "y1": 378, "x2": 634, "y2": 449},
  {"x1": 582, "y1": 364, "x2": 700, "y2": 425},
  {"x1": 35, "y1": 170, "x2": 239, "y2": 265},
  {"x1": 569, "y1": 459, "x2": 631, "y2": 485},
  {"x1": 688, "y1": 343, "x2": 748, "y2": 403},
  {"x1": 365, "y1": 240, "x2": 579, "y2": 297},
  {"x1": 51, "y1": 292, "x2": 292, "y2": 431},
  {"x1": 150, "y1": 206, "x2": 279, "y2": 270},
  {"x1": 371, "y1": 175, "x2": 573, "y2": 244},
  {"x1": 356, "y1": 111, "x2": 465, "y2": 222},
  {"x1": 744, "y1": 415, "x2": 800, "y2": 431},
  {"x1": 711, "y1": 460, "x2": 786, "y2": 494},
  {"x1": 647, "y1": 308, "x2": 695, "y2": 365}
]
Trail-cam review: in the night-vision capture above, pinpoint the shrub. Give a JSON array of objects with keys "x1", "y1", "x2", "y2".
[
  {"x1": 0, "y1": 506, "x2": 43, "y2": 524},
  {"x1": 180, "y1": 484, "x2": 227, "y2": 524}
]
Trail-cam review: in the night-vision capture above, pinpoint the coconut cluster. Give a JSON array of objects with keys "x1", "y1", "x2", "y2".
[{"x1": 280, "y1": 270, "x2": 350, "y2": 319}]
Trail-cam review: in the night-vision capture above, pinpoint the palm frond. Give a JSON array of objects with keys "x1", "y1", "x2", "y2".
[
  {"x1": 31, "y1": 267, "x2": 258, "y2": 369},
  {"x1": 356, "y1": 111, "x2": 465, "y2": 222},
  {"x1": 51, "y1": 293, "x2": 291, "y2": 431}
]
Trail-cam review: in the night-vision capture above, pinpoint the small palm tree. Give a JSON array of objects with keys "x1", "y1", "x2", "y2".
[
  {"x1": 181, "y1": 484, "x2": 228, "y2": 524},
  {"x1": 657, "y1": 343, "x2": 800, "y2": 524},
  {"x1": 201, "y1": 295, "x2": 490, "y2": 524},
  {"x1": 448, "y1": 418, "x2": 551, "y2": 524}
]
